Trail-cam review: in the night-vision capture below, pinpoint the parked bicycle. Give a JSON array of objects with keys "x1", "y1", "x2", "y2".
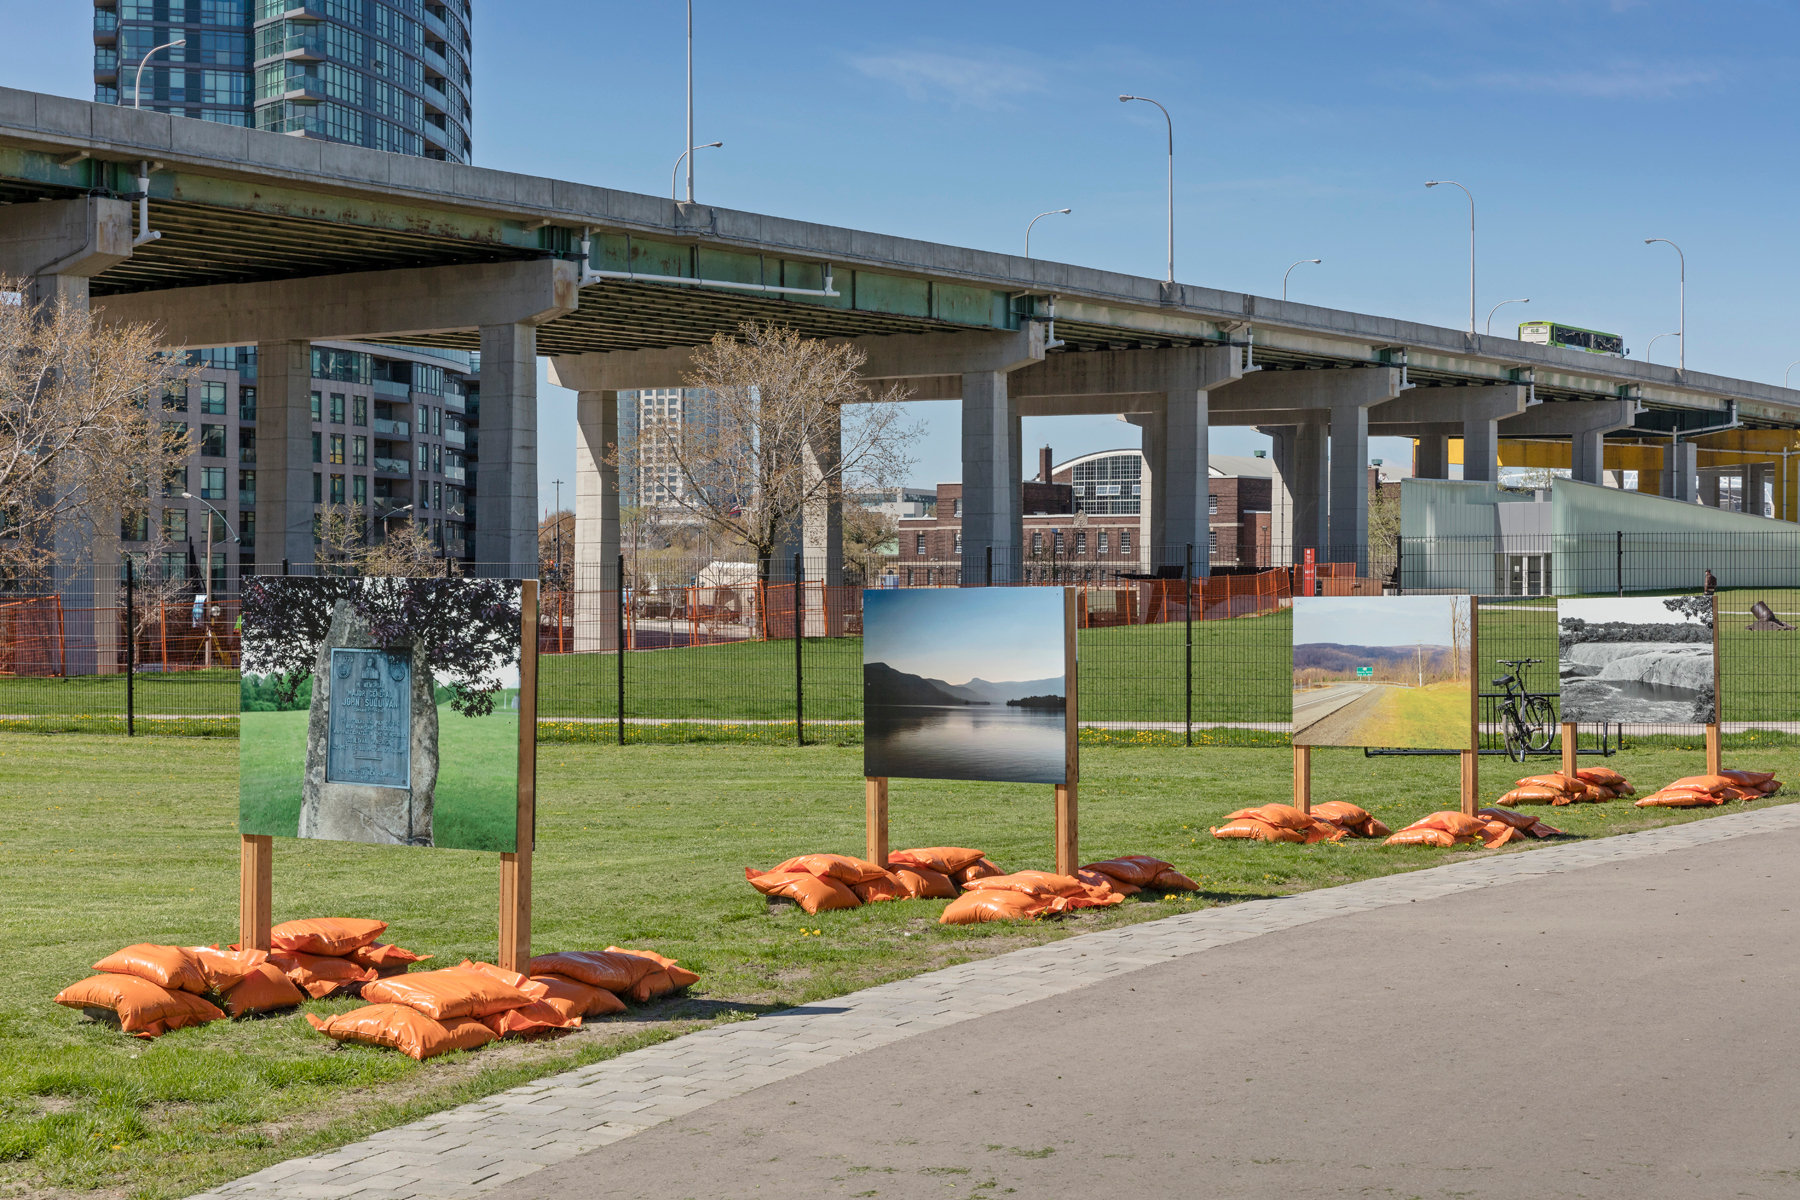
[{"x1": 1493, "y1": 657, "x2": 1557, "y2": 762}]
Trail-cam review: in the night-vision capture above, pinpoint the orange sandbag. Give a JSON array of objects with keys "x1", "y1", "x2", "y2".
[
  {"x1": 939, "y1": 889, "x2": 1049, "y2": 924},
  {"x1": 56, "y1": 974, "x2": 224, "y2": 1037},
  {"x1": 627, "y1": 969, "x2": 676, "y2": 1004},
  {"x1": 1719, "y1": 769, "x2": 1774, "y2": 786},
  {"x1": 529, "y1": 951, "x2": 659, "y2": 993},
  {"x1": 1519, "y1": 773, "x2": 1584, "y2": 795},
  {"x1": 480, "y1": 999, "x2": 583, "y2": 1037},
  {"x1": 1576, "y1": 766, "x2": 1628, "y2": 788},
  {"x1": 1494, "y1": 787, "x2": 1564, "y2": 807},
  {"x1": 1149, "y1": 868, "x2": 1200, "y2": 891},
  {"x1": 769, "y1": 854, "x2": 893, "y2": 884},
  {"x1": 91, "y1": 945, "x2": 210, "y2": 995},
  {"x1": 220, "y1": 962, "x2": 306, "y2": 1017},
  {"x1": 1666, "y1": 775, "x2": 1737, "y2": 794},
  {"x1": 604, "y1": 947, "x2": 699, "y2": 989},
  {"x1": 349, "y1": 943, "x2": 434, "y2": 974},
  {"x1": 744, "y1": 868, "x2": 861, "y2": 914},
  {"x1": 1308, "y1": 801, "x2": 1385, "y2": 837},
  {"x1": 960, "y1": 871, "x2": 1089, "y2": 901},
  {"x1": 888, "y1": 846, "x2": 988, "y2": 875},
  {"x1": 306, "y1": 1004, "x2": 495, "y2": 1061},
  {"x1": 1404, "y1": 811, "x2": 1490, "y2": 839},
  {"x1": 1478, "y1": 820, "x2": 1523, "y2": 849},
  {"x1": 889, "y1": 864, "x2": 958, "y2": 899},
  {"x1": 951, "y1": 857, "x2": 1006, "y2": 885},
  {"x1": 1383, "y1": 827, "x2": 1459, "y2": 848},
  {"x1": 1077, "y1": 868, "x2": 1139, "y2": 896},
  {"x1": 532, "y1": 973, "x2": 627, "y2": 1018},
  {"x1": 1478, "y1": 808, "x2": 1561, "y2": 838},
  {"x1": 1223, "y1": 804, "x2": 1315, "y2": 831},
  {"x1": 360, "y1": 967, "x2": 536, "y2": 1020},
  {"x1": 1635, "y1": 790, "x2": 1726, "y2": 808},
  {"x1": 852, "y1": 874, "x2": 909, "y2": 903},
  {"x1": 269, "y1": 918, "x2": 388, "y2": 957},
  {"x1": 448, "y1": 960, "x2": 551, "y2": 999},
  {"x1": 189, "y1": 946, "x2": 269, "y2": 992},
  {"x1": 1212, "y1": 818, "x2": 1305, "y2": 843},
  {"x1": 269, "y1": 950, "x2": 378, "y2": 999},
  {"x1": 1080, "y1": 856, "x2": 1172, "y2": 887}
]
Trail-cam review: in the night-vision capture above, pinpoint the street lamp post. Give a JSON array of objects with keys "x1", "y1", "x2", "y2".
[
  {"x1": 181, "y1": 491, "x2": 239, "y2": 669},
  {"x1": 1643, "y1": 238, "x2": 1686, "y2": 371},
  {"x1": 132, "y1": 37, "x2": 186, "y2": 110},
  {"x1": 1485, "y1": 298, "x2": 1530, "y2": 337},
  {"x1": 670, "y1": 142, "x2": 722, "y2": 200},
  {"x1": 1283, "y1": 258, "x2": 1321, "y2": 301},
  {"x1": 1646, "y1": 332, "x2": 1682, "y2": 365},
  {"x1": 1025, "y1": 208, "x2": 1071, "y2": 258},
  {"x1": 685, "y1": 0, "x2": 694, "y2": 203},
  {"x1": 1425, "y1": 181, "x2": 1476, "y2": 334},
  {"x1": 1785, "y1": 359, "x2": 1800, "y2": 389},
  {"x1": 1118, "y1": 95, "x2": 1174, "y2": 283},
  {"x1": 131, "y1": 36, "x2": 186, "y2": 248}
]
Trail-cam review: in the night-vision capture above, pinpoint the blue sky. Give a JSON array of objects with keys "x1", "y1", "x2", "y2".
[
  {"x1": 7, "y1": 1, "x2": 1798, "y2": 511},
  {"x1": 863, "y1": 588, "x2": 1064, "y2": 685},
  {"x1": 1294, "y1": 595, "x2": 1462, "y2": 647}
]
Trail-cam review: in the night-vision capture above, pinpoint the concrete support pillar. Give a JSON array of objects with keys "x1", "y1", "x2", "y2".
[
  {"x1": 573, "y1": 390, "x2": 618, "y2": 652},
  {"x1": 0, "y1": 197, "x2": 132, "y2": 311},
  {"x1": 1462, "y1": 410, "x2": 1501, "y2": 484},
  {"x1": 1746, "y1": 463, "x2": 1772, "y2": 517},
  {"x1": 1162, "y1": 389, "x2": 1210, "y2": 574},
  {"x1": 1259, "y1": 421, "x2": 1328, "y2": 564},
  {"x1": 256, "y1": 340, "x2": 316, "y2": 570},
  {"x1": 476, "y1": 322, "x2": 539, "y2": 574},
  {"x1": 773, "y1": 409, "x2": 845, "y2": 632},
  {"x1": 962, "y1": 370, "x2": 1021, "y2": 583},
  {"x1": 1668, "y1": 442, "x2": 1698, "y2": 502},
  {"x1": 1571, "y1": 431, "x2": 1607, "y2": 484},
  {"x1": 1328, "y1": 404, "x2": 1369, "y2": 569},
  {"x1": 1137, "y1": 409, "x2": 1166, "y2": 574},
  {"x1": 1700, "y1": 472, "x2": 1721, "y2": 508},
  {"x1": 1414, "y1": 434, "x2": 1450, "y2": 480}
]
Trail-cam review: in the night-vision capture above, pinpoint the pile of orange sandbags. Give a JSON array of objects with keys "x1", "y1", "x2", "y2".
[
  {"x1": 745, "y1": 848, "x2": 1005, "y2": 913},
  {"x1": 55, "y1": 943, "x2": 300, "y2": 1038},
  {"x1": 531, "y1": 946, "x2": 699, "y2": 1008},
  {"x1": 1478, "y1": 807, "x2": 1562, "y2": 842},
  {"x1": 1635, "y1": 769, "x2": 1784, "y2": 808},
  {"x1": 1078, "y1": 855, "x2": 1200, "y2": 896},
  {"x1": 1309, "y1": 802, "x2": 1392, "y2": 839},
  {"x1": 1386, "y1": 809, "x2": 1562, "y2": 849},
  {"x1": 1211, "y1": 803, "x2": 1347, "y2": 843},
  {"x1": 940, "y1": 870, "x2": 1124, "y2": 924},
  {"x1": 1494, "y1": 768, "x2": 1631, "y2": 807},
  {"x1": 262, "y1": 918, "x2": 433, "y2": 999}
]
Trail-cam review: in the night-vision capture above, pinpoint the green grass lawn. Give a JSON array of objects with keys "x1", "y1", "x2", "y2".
[{"x1": 2, "y1": 731, "x2": 1796, "y2": 1200}]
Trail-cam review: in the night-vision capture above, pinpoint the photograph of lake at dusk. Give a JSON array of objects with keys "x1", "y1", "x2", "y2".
[{"x1": 863, "y1": 588, "x2": 1068, "y2": 785}]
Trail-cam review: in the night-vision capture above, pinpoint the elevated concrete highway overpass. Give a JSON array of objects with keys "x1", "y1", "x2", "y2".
[{"x1": 2, "y1": 84, "x2": 1796, "y2": 591}]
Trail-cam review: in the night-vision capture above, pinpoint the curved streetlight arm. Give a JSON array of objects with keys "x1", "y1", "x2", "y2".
[
  {"x1": 1120, "y1": 95, "x2": 1174, "y2": 283},
  {"x1": 671, "y1": 142, "x2": 723, "y2": 201},
  {"x1": 1644, "y1": 238, "x2": 1686, "y2": 371},
  {"x1": 1282, "y1": 258, "x2": 1321, "y2": 302},
  {"x1": 1785, "y1": 359, "x2": 1800, "y2": 389},
  {"x1": 180, "y1": 491, "x2": 240, "y2": 545},
  {"x1": 1645, "y1": 332, "x2": 1681, "y2": 364},
  {"x1": 1425, "y1": 180, "x2": 1475, "y2": 334},
  {"x1": 130, "y1": 38, "x2": 185, "y2": 248},
  {"x1": 132, "y1": 37, "x2": 186, "y2": 110},
  {"x1": 1025, "y1": 208, "x2": 1072, "y2": 258},
  {"x1": 1485, "y1": 298, "x2": 1530, "y2": 337}
]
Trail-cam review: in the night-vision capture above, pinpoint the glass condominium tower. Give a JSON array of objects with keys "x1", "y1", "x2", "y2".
[{"x1": 93, "y1": 0, "x2": 473, "y2": 163}]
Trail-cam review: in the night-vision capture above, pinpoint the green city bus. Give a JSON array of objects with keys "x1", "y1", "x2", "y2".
[{"x1": 1518, "y1": 321, "x2": 1626, "y2": 357}]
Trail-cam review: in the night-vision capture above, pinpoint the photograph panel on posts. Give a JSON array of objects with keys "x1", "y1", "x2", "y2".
[
  {"x1": 1291, "y1": 594, "x2": 1474, "y2": 751},
  {"x1": 862, "y1": 587, "x2": 1070, "y2": 785},
  {"x1": 239, "y1": 576, "x2": 527, "y2": 852},
  {"x1": 1557, "y1": 594, "x2": 1716, "y2": 726}
]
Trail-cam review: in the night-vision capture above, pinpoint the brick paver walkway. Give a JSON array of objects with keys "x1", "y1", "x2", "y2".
[{"x1": 187, "y1": 802, "x2": 1800, "y2": 1200}]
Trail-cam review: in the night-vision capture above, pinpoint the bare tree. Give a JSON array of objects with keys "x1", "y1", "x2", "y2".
[
  {"x1": 842, "y1": 504, "x2": 898, "y2": 584},
  {"x1": 538, "y1": 507, "x2": 573, "y2": 589},
  {"x1": 611, "y1": 322, "x2": 919, "y2": 580},
  {"x1": 315, "y1": 501, "x2": 453, "y2": 578},
  {"x1": 0, "y1": 275, "x2": 195, "y2": 583}
]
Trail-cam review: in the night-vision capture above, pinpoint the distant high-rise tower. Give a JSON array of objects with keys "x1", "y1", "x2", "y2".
[{"x1": 94, "y1": 0, "x2": 473, "y2": 164}]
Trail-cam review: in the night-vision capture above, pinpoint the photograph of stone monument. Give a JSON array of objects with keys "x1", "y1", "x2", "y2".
[{"x1": 239, "y1": 576, "x2": 526, "y2": 852}]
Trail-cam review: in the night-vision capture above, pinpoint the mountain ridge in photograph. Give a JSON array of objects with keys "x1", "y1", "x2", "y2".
[{"x1": 1294, "y1": 643, "x2": 1456, "y2": 674}]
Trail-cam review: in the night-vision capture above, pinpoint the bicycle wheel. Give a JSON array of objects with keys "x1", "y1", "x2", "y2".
[
  {"x1": 1521, "y1": 697, "x2": 1558, "y2": 753},
  {"x1": 1501, "y1": 705, "x2": 1528, "y2": 762}
]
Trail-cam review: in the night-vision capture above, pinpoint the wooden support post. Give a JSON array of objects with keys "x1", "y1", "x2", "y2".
[
  {"x1": 498, "y1": 580, "x2": 539, "y2": 974},
  {"x1": 1292, "y1": 745, "x2": 1312, "y2": 814},
  {"x1": 865, "y1": 776, "x2": 888, "y2": 867},
  {"x1": 1057, "y1": 588, "x2": 1080, "y2": 875},
  {"x1": 238, "y1": 834, "x2": 272, "y2": 951},
  {"x1": 1706, "y1": 724, "x2": 1723, "y2": 777},
  {"x1": 1463, "y1": 595, "x2": 1480, "y2": 816},
  {"x1": 1460, "y1": 749, "x2": 1479, "y2": 817},
  {"x1": 1561, "y1": 721, "x2": 1579, "y2": 780}
]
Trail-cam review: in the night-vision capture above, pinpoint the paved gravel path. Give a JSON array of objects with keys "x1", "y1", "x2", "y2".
[{"x1": 189, "y1": 802, "x2": 1800, "y2": 1200}]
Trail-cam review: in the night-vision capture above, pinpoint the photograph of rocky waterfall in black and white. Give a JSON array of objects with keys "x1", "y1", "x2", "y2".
[{"x1": 1557, "y1": 595, "x2": 1715, "y2": 724}]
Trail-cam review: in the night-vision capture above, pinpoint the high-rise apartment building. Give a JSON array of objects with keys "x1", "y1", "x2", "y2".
[{"x1": 89, "y1": 1, "x2": 478, "y2": 591}]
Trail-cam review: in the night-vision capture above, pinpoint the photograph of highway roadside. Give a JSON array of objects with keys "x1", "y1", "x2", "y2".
[{"x1": 1292, "y1": 595, "x2": 1474, "y2": 749}]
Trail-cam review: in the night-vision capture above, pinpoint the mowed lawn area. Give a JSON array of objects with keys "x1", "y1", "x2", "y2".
[{"x1": 3, "y1": 731, "x2": 1797, "y2": 1200}]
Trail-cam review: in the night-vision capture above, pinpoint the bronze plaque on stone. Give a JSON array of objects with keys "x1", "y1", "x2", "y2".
[{"x1": 326, "y1": 648, "x2": 412, "y2": 789}]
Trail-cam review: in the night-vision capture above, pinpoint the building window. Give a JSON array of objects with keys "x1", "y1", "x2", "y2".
[
  {"x1": 915, "y1": 532, "x2": 925, "y2": 556},
  {"x1": 1054, "y1": 530, "x2": 1065, "y2": 554},
  {"x1": 310, "y1": 391, "x2": 321, "y2": 421},
  {"x1": 1209, "y1": 493, "x2": 1219, "y2": 515},
  {"x1": 954, "y1": 531, "x2": 962, "y2": 555},
  {"x1": 163, "y1": 420, "x2": 189, "y2": 447},
  {"x1": 353, "y1": 436, "x2": 367, "y2": 467},
  {"x1": 330, "y1": 474, "x2": 346, "y2": 504},
  {"x1": 329, "y1": 434, "x2": 345, "y2": 465},
  {"x1": 164, "y1": 466, "x2": 188, "y2": 498},
  {"x1": 312, "y1": 472, "x2": 321, "y2": 503},
  {"x1": 329, "y1": 393, "x2": 346, "y2": 424},
  {"x1": 311, "y1": 432, "x2": 321, "y2": 463},
  {"x1": 418, "y1": 443, "x2": 429, "y2": 473},
  {"x1": 907, "y1": 569, "x2": 916, "y2": 586},
  {"x1": 200, "y1": 381, "x2": 227, "y2": 415},
  {"x1": 161, "y1": 552, "x2": 186, "y2": 581},
  {"x1": 418, "y1": 403, "x2": 429, "y2": 430},
  {"x1": 953, "y1": 498, "x2": 962, "y2": 517},
  {"x1": 1032, "y1": 531, "x2": 1042, "y2": 554},
  {"x1": 238, "y1": 427, "x2": 255, "y2": 463},
  {"x1": 1209, "y1": 530, "x2": 1218, "y2": 555},
  {"x1": 1121, "y1": 530, "x2": 1132, "y2": 554},
  {"x1": 238, "y1": 386, "x2": 256, "y2": 421},
  {"x1": 353, "y1": 475, "x2": 367, "y2": 505},
  {"x1": 432, "y1": 444, "x2": 442, "y2": 473},
  {"x1": 199, "y1": 424, "x2": 226, "y2": 457},
  {"x1": 432, "y1": 482, "x2": 442, "y2": 509},
  {"x1": 121, "y1": 513, "x2": 149, "y2": 542},
  {"x1": 353, "y1": 396, "x2": 367, "y2": 427},
  {"x1": 239, "y1": 469, "x2": 255, "y2": 505},
  {"x1": 200, "y1": 467, "x2": 225, "y2": 501},
  {"x1": 163, "y1": 508, "x2": 187, "y2": 539},
  {"x1": 240, "y1": 512, "x2": 255, "y2": 549},
  {"x1": 1098, "y1": 530, "x2": 1109, "y2": 554},
  {"x1": 432, "y1": 407, "x2": 442, "y2": 436},
  {"x1": 163, "y1": 384, "x2": 187, "y2": 413},
  {"x1": 1076, "y1": 530, "x2": 1086, "y2": 555}
]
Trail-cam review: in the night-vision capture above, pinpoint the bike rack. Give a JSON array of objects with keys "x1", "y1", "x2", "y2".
[{"x1": 1363, "y1": 706, "x2": 1615, "y2": 758}]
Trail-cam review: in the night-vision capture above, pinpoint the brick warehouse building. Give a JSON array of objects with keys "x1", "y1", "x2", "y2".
[{"x1": 894, "y1": 448, "x2": 1276, "y2": 584}]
